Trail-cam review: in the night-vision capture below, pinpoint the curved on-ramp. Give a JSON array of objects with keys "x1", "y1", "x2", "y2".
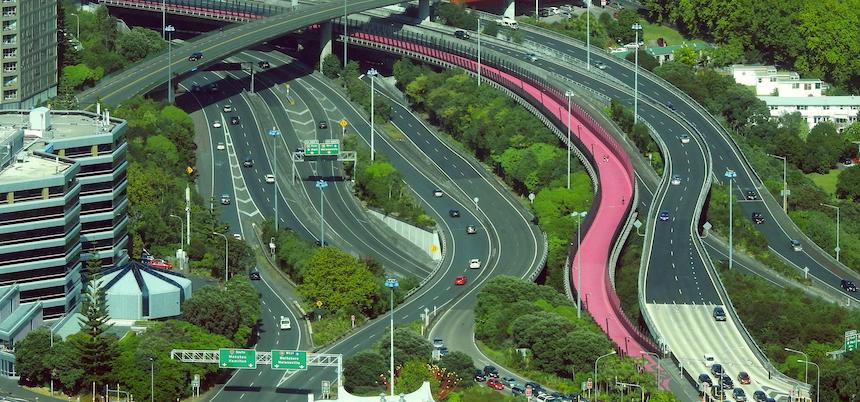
[{"x1": 350, "y1": 30, "x2": 655, "y2": 360}]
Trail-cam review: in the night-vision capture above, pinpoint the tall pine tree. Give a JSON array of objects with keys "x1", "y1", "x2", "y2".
[{"x1": 74, "y1": 255, "x2": 118, "y2": 388}]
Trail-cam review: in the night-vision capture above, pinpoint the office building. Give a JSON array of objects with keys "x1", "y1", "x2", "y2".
[
  {"x1": 760, "y1": 96, "x2": 860, "y2": 132},
  {"x1": 0, "y1": 107, "x2": 129, "y2": 320},
  {"x1": 1, "y1": 0, "x2": 59, "y2": 109}
]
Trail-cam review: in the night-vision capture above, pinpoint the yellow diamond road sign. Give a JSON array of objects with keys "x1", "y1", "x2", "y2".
[
  {"x1": 339, "y1": 119, "x2": 348, "y2": 128},
  {"x1": 430, "y1": 244, "x2": 439, "y2": 253}
]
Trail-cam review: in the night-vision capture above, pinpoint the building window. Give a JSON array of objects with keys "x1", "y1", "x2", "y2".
[
  {"x1": 815, "y1": 83, "x2": 821, "y2": 89},
  {"x1": 823, "y1": 105, "x2": 830, "y2": 110},
  {"x1": 78, "y1": 161, "x2": 114, "y2": 177},
  {"x1": 792, "y1": 83, "x2": 799, "y2": 89},
  {"x1": 797, "y1": 105, "x2": 808, "y2": 110},
  {"x1": 80, "y1": 180, "x2": 114, "y2": 196},
  {"x1": 804, "y1": 83, "x2": 812, "y2": 90},
  {"x1": 0, "y1": 205, "x2": 65, "y2": 224}
]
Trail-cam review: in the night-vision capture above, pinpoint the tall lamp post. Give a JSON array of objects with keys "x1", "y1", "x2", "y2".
[
  {"x1": 594, "y1": 351, "x2": 616, "y2": 396},
  {"x1": 565, "y1": 90, "x2": 574, "y2": 188},
  {"x1": 161, "y1": 0, "x2": 166, "y2": 39},
  {"x1": 477, "y1": 16, "x2": 482, "y2": 86},
  {"x1": 164, "y1": 25, "x2": 175, "y2": 104},
  {"x1": 631, "y1": 23, "x2": 642, "y2": 123},
  {"x1": 367, "y1": 68, "x2": 378, "y2": 161},
  {"x1": 785, "y1": 347, "x2": 809, "y2": 385},
  {"x1": 169, "y1": 214, "x2": 183, "y2": 250},
  {"x1": 725, "y1": 169, "x2": 737, "y2": 270},
  {"x1": 586, "y1": 0, "x2": 591, "y2": 70},
  {"x1": 572, "y1": 211, "x2": 587, "y2": 318},
  {"x1": 150, "y1": 357, "x2": 155, "y2": 402},
  {"x1": 798, "y1": 359, "x2": 820, "y2": 402},
  {"x1": 70, "y1": 13, "x2": 80, "y2": 39},
  {"x1": 343, "y1": 0, "x2": 348, "y2": 65},
  {"x1": 316, "y1": 180, "x2": 329, "y2": 245},
  {"x1": 767, "y1": 153, "x2": 788, "y2": 212},
  {"x1": 269, "y1": 128, "x2": 281, "y2": 231},
  {"x1": 384, "y1": 278, "x2": 400, "y2": 396},
  {"x1": 820, "y1": 203, "x2": 840, "y2": 261},
  {"x1": 641, "y1": 351, "x2": 660, "y2": 388},
  {"x1": 212, "y1": 232, "x2": 228, "y2": 282}
]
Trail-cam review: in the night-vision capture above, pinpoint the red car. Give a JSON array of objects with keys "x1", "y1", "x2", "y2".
[
  {"x1": 146, "y1": 259, "x2": 173, "y2": 269},
  {"x1": 737, "y1": 371, "x2": 751, "y2": 385},
  {"x1": 454, "y1": 275, "x2": 467, "y2": 285},
  {"x1": 486, "y1": 378, "x2": 504, "y2": 390}
]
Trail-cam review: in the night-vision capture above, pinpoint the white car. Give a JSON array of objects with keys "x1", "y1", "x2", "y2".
[
  {"x1": 671, "y1": 174, "x2": 682, "y2": 185},
  {"x1": 265, "y1": 174, "x2": 275, "y2": 183},
  {"x1": 212, "y1": 120, "x2": 222, "y2": 128},
  {"x1": 433, "y1": 189, "x2": 444, "y2": 197},
  {"x1": 703, "y1": 354, "x2": 716, "y2": 368},
  {"x1": 233, "y1": 233, "x2": 242, "y2": 241},
  {"x1": 279, "y1": 316, "x2": 291, "y2": 330},
  {"x1": 216, "y1": 142, "x2": 226, "y2": 151},
  {"x1": 223, "y1": 104, "x2": 233, "y2": 113},
  {"x1": 469, "y1": 258, "x2": 481, "y2": 269},
  {"x1": 680, "y1": 134, "x2": 690, "y2": 144}
]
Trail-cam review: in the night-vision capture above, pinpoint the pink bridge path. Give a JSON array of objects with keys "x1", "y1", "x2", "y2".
[{"x1": 355, "y1": 33, "x2": 657, "y2": 365}]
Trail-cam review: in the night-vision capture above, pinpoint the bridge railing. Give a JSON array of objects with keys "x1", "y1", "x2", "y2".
[{"x1": 96, "y1": 0, "x2": 285, "y2": 21}]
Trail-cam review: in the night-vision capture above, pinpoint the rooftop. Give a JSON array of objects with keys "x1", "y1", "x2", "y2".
[
  {"x1": 0, "y1": 110, "x2": 120, "y2": 150},
  {"x1": 0, "y1": 151, "x2": 73, "y2": 184},
  {"x1": 759, "y1": 96, "x2": 860, "y2": 106}
]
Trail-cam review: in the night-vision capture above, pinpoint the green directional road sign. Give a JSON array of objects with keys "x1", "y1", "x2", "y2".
[
  {"x1": 218, "y1": 348, "x2": 257, "y2": 369},
  {"x1": 271, "y1": 350, "x2": 308, "y2": 370},
  {"x1": 303, "y1": 140, "x2": 340, "y2": 157},
  {"x1": 846, "y1": 330, "x2": 858, "y2": 351}
]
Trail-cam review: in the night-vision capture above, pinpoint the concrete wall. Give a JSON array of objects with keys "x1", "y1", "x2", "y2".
[{"x1": 367, "y1": 210, "x2": 442, "y2": 260}]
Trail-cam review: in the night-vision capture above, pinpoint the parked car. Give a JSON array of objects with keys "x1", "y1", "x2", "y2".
[
  {"x1": 473, "y1": 369, "x2": 486, "y2": 382},
  {"x1": 486, "y1": 378, "x2": 504, "y2": 390},
  {"x1": 841, "y1": 279, "x2": 857, "y2": 292},
  {"x1": 511, "y1": 384, "x2": 526, "y2": 395},
  {"x1": 501, "y1": 377, "x2": 517, "y2": 387},
  {"x1": 713, "y1": 306, "x2": 726, "y2": 321},
  {"x1": 483, "y1": 365, "x2": 499, "y2": 378},
  {"x1": 145, "y1": 259, "x2": 173, "y2": 269}
]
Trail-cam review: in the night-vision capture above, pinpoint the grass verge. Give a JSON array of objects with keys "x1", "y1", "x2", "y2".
[{"x1": 806, "y1": 169, "x2": 840, "y2": 196}]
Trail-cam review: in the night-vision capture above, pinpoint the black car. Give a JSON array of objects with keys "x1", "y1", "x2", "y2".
[
  {"x1": 258, "y1": 60, "x2": 271, "y2": 69},
  {"x1": 752, "y1": 390, "x2": 767, "y2": 402},
  {"x1": 732, "y1": 388, "x2": 746, "y2": 401},
  {"x1": 243, "y1": 157, "x2": 254, "y2": 167},
  {"x1": 473, "y1": 368, "x2": 486, "y2": 382},
  {"x1": 318, "y1": 120, "x2": 328, "y2": 129},
  {"x1": 713, "y1": 306, "x2": 726, "y2": 321},
  {"x1": 314, "y1": 240, "x2": 327, "y2": 247},
  {"x1": 249, "y1": 269, "x2": 261, "y2": 280},
  {"x1": 751, "y1": 212, "x2": 764, "y2": 224},
  {"x1": 842, "y1": 279, "x2": 857, "y2": 292},
  {"x1": 698, "y1": 373, "x2": 712, "y2": 385},
  {"x1": 483, "y1": 365, "x2": 499, "y2": 378},
  {"x1": 230, "y1": 116, "x2": 241, "y2": 125},
  {"x1": 454, "y1": 30, "x2": 470, "y2": 40},
  {"x1": 511, "y1": 384, "x2": 526, "y2": 395},
  {"x1": 711, "y1": 363, "x2": 724, "y2": 376},
  {"x1": 745, "y1": 190, "x2": 758, "y2": 200},
  {"x1": 188, "y1": 51, "x2": 203, "y2": 61},
  {"x1": 720, "y1": 374, "x2": 733, "y2": 389},
  {"x1": 666, "y1": 101, "x2": 676, "y2": 111},
  {"x1": 449, "y1": 209, "x2": 460, "y2": 218}
]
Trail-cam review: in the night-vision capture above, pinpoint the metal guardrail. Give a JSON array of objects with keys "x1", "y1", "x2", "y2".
[{"x1": 96, "y1": 0, "x2": 285, "y2": 21}]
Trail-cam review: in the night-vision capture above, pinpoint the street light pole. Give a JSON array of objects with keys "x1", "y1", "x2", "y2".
[
  {"x1": 161, "y1": 0, "x2": 166, "y2": 39},
  {"x1": 798, "y1": 359, "x2": 820, "y2": 402},
  {"x1": 586, "y1": 0, "x2": 591, "y2": 70},
  {"x1": 785, "y1": 347, "x2": 809, "y2": 385},
  {"x1": 169, "y1": 214, "x2": 183, "y2": 249},
  {"x1": 594, "y1": 351, "x2": 616, "y2": 396},
  {"x1": 150, "y1": 357, "x2": 154, "y2": 402},
  {"x1": 212, "y1": 232, "x2": 228, "y2": 283},
  {"x1": 768, "y1": 154, "x2": 788, "y2": 211},
  {"x1": 632, "y1": 23, "x2": 642, "y2": 124},
  {"x1": 641, "y1": 351, "x2": 660, "y2": 388},
  {"x1": 367, "y1": 68, "x2": 378, "y2": 161},
  {"x1": 70, "y1": 13, "x2": 80, "y2": 39},
  {"x1": 821, "y1": 203, "x2": 840, "y2": 261},
  {"x1": 269, "y1": 128, "x2": 281, "y2": 231},
  {"x1": 725, "y1": 169, "x2": 737, "y2": 270},
  {"x1": 343, "y1": 0, "x2": 348, "y2": 65},
  {"x1": 316, "y1": 180, "x2": 329, "y2": 245},
  {"x1": 384, "y1": 278, "x2": 400, "y2": 396},
  {"x1": 477, "y1": 16, "x2": 482, "y2": 87},
  {"x1": 573, "y1": 211, "x2": 587, "y2": 318},
  {"x1": 565, "y1": 90, "x2": 574, "y2": 189},
  {"x1": 164, "y1": 25, "x2": 175, "y2": 104},
  {"x1": 616, "y1": 381, "x2": 644, "y2": 402}
]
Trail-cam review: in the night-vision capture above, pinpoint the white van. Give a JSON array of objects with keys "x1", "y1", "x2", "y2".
[{"x1": 497, "y1": 17, "x2": 519, "y2": 30}]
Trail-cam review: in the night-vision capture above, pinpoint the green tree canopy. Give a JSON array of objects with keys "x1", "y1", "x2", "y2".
[
  {"x1": 379, "y1": 328, "x2": 434, "y2": 367},
  {"x1": 116, "y1": 27, "x2": 164, "y2": 63},
  {"x1": 343, "y1": 350, "x2": 387, "y2": 392},
  {"x1": 298, "y1": 247, "x2": 380, "y2": 315}
]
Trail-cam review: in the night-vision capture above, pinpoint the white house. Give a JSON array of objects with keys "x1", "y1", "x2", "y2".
[
  {"x1": 730, "y1": 65, "x2": 828, "y2": 96},
  {"x1": 759, "y1": 96, "x2": 860, "y2": 131}
]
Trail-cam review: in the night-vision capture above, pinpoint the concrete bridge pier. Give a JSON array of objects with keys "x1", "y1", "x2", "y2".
[
  {"x1": 319, "y1": 21, "x2": 332, "y2": 69},
  {"x1": 503, "y1": 0, "x2": 515, "y2": 19},
  {"x1": 418, "y1": 0, "x2": 430, "y2": 23}
]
